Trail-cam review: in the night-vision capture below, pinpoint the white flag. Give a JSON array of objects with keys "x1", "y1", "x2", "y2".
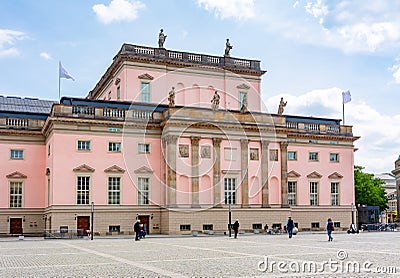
[
  {"x1": 59, "y1": 61, "x2": 75, "y2": 81},
  {"x1": 342, "y1": 90, "x2": 351, "y2": 104}
]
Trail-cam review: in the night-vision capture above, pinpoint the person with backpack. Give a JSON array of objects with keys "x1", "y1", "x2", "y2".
[
  {"x1": 326, "y1": 218, "x2": 334, "y2": 241},
  {"x1": 286, "y1": 216, "x2": 295, "y2": 238},
  {"x1": 232, "y1": 219, "x2": 240, "y2": 239}
]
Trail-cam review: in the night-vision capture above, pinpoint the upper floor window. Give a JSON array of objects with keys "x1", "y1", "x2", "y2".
[
  {"x1": 331, "y1": 182, "x2": 339, "y2": 206},
  {"x1": 309, "y1": 152, "x2": 319, "y2": 161},
  {"x1": 288, "y1": 151, "x2": 297, "y2": 161},
  {"x1": 10, "y1": 149, "x2": 24, "y2": 159},
  {"x1": 138, "y1": 177, "x2": 149, "y2": 205},
  {"x1": 310, "y1": 181, "x2": 319, "y2": 206},
  {"x1": 77, "y1": 140, "x2": 91, "y2": 151},
  {"x1": 9, "y1": 181, "x2": 23, "y2": 208},
  {"x1": 239, "y1": 91, "x2": 246, "y2": 109},
  {"x1": 141, "y1": 82, "x2": 150, "y2": 103},
  {"x1": 288, "y1": 181, "x2": 297, "y2": 206},
  {"x1": 77, "y1": 176, "x2": 90, "y2": 205},
  {"x1": 224, "y1": 177, "x2": 237, "y2": 204},
  {"x1": 138, "y1": 143, "x2": 150, "y2": 154},
  {"x1": 224, "y1": 148, "x2": 237, "y2": 161},
  {"x1": 108, "y1": 142, "x2": 121, "y2": 152},
  {"x1": 330, "y1": 153, "x2": 339, "y2": 162},
  {"x1": 108, "y1": 177, "x2": 121, "y2": 205}
]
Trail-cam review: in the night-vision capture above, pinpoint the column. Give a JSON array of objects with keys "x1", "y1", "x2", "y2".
[
  {"x1": 280, "y1": 141, "x2": 289, "y2": 207},
  {"x1": 191, "y1": 136, "x2": 200, "y2": 208},
  {"x1": 213, "y1": 138, "x2": 222, "y2": 207},
  {"x1": 241, "y1": 139, "x2": 249, "y2": 207},
  {"x1": 261, "y1": 140, "x2": 270, "y2": 207},
  {"x1": 164, "y1": 135, "x2": 178, "y2": 207}
]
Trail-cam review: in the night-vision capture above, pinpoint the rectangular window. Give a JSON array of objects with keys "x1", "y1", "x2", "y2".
[
  {"x1": 117, "y1": 86, "x2": 120, "y2": 100},
  {"x1": 203, "y1": 224, "x2": 213, "y2": 231},
  {"x1": 109, "y1": 225, "x2": 120, "y2": 232},
  {"x1": 108, "y1": 177, "x2": 121, "y2": 205},
  {"x1": 311, "y1": 222, "x2": 320, "y2": 228},
  {"x1": 269, "y1": 149, "x2": 278, "y2": 161},
  {"x1": 141, "y1": 82, "x2": 150, "y2": 103},
  {"x1": 310, "y1": 181, "x2": 319, "y2": 206},
  {"x1": 239, "y1": 91, "x2": 246, "y2": 109},
  {"x1": 138, "y1": 177, "x2": 149, "y2": 205},
  {"x1": 180, "y1": 224, "x2": 191, "y2": 231},
  {"x1": 108, "y1": 142, "x2": 121, "y2": 152},
  {"x1": 224, "y1": 148, "x2": 237, "y2": 161},
  {"x1": 77, "y1": 140, "x2": 91, "y2": 151},
  {"x1": 224, "y1": 177, "x2": 236, "y2": 204},
  {"x1": 138, "y1": 143, "x2": 150, "y2": 154},
  {"x1": 288, "y1": 181, "x2": 297, "y2": 206},
  {"x1": 334, "y1": 222, "x2": 340, "y2": 228},
  {"x1": 9, "y1": 181, "x2": 23, "y2": 208},
  {"x1": 309, "y1": 152, "x2": 319, "y2": 161},
  {"x1": 331, "y1": 182, "x2": 339, "y2": 206},
  {"x1": 330, "y1": 153, "x2": 339, "y2": 162},
  {"x1": 252, "y1": 223, "x2": 262, "y2": 230},
  {"x1": 77, "y1": 176, "x2": 90, "y2": 205},
  {"x1": 288, "y1": 151, "x2": 297, "y2": 161},
  {"x1": 10, "y1": 149, "x2": 24, "y2": 159}
]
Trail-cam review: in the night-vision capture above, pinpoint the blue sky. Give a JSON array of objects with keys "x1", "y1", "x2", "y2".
[{"x1": 1, "y1": 0, "x2": 400, "y2": 174}]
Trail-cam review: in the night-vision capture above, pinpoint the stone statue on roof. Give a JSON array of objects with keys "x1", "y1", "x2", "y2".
[
  {"x1": 168, "y1": 87, "x2": 175, "y2": 107},
  {"x1": 211, "y1": 91, "x2": 220, "y2": 111},
  {"x1": 277, "y1": 97, "x2": 287, "y2": 115},
  {"x1": 158, "y1": 29, "x2": 167, "y2": 48},
  {"x1": 224, "y1": 39, "x2": 232, "y2": 57}
]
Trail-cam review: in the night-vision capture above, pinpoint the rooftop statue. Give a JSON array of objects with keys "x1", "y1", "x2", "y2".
[
  {"x1": 277, "y1": 97, "x2": 287, "y2": 115},
  {"x1": 168, "y1": 87, "x2": 175, "y2": 107},
  {"x1": 211, "y1": 91, "x2": 220, "y2": 111},
  {"x1": 224, "y1": 39, "x2": 232, "y2": 57},
  {"x1": 158, "y1": 29, "x2": 167, "y2": 48}
]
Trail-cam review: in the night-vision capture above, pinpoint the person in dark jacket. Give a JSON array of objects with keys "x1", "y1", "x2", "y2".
[
  {"x1": 134, "y1": 219, "x2": 141, "y2": 241},
  {"x1": 232, "y1": 219, "x2": 240, "y2": 239},
  {"x1": 286, "y1": 216, "x2": 295, "y2": 238},
  {"x1": 326, "y1": 218, "x2": 334, "y2": 241}
]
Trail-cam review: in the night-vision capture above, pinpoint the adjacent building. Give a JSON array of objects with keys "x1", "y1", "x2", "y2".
[{"x1": 0, "y1": 42, "x2": 358, "y2": 235}]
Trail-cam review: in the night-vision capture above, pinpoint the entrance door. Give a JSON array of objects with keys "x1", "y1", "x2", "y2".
[
  {"x1": 77, "y1": 216, "x2": 90, "y2": 236},
  {"x1": 10, "y1": 218, "x2": 23, "y2": 235},
  {"x1": 138, "y1": 215, "x2": 150, "y2": 235}
]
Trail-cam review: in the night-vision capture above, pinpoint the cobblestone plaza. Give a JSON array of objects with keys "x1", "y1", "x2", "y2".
[{"x1": 0, "y1": 231, "x2": 399, "y2": 277}]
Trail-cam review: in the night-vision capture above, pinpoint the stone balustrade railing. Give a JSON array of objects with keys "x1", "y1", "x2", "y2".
[
  {"x1": 286, "y1": 121, "x2": 352, "y2": 135},
  {"x1": 0, "y1": 117, "x2": 44, "y2": 130}
]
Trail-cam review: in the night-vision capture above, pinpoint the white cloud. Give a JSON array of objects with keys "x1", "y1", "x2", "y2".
[
  {"x1": 92, "y1": 0, "x2": 145, "y2": 24},
  {"x1": 293, "y1": 1, "x2": 299, "y2": 9},
  {"x1": 0, "y1": 29, "x2": 26, "y2": 58},
  {"x1": 197, "y1": 0, "x2": 255, "y2": 20},
  {"x1": 305, "y1": 0, "x2": 328, "y2": 19},
  {"x1": 266, "y1": 88, "x2": 400, "y2": 173},
  {"x1": 389, "y1": 60, "x2": 400, "y2": 84},
  {"x1": 40, "y1": 52, "x2": 51, "y2": 60}
]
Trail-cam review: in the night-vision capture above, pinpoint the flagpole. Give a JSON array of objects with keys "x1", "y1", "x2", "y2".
[
  {"x1": 342, "y1": 102, "x2": 345, "y2": 125},
  {"x1": 58, "y1": 61, "x2": 61, "y2": 102}
]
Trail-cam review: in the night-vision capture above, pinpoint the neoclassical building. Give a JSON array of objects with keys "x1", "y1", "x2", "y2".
[{"x1": 0, "y1": 42, "x2": 358, "y2": 236}]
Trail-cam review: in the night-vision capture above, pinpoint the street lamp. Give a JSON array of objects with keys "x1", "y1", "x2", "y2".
[
  {"x1": 351, "y1": 203, "x2": 355, "y2": 225},
  {"x1": 228, "y1": 203, "x2": 232, "y2": 237},
  {"x1": 91, "y1": 202, "x2": 94, "y2": 240}
]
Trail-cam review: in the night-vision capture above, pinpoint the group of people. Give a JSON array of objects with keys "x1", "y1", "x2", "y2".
[
  {"x1": 133, "y1": 219, "x2": 147, "y2": 241},
  {"x1": 233, "y1": 216, "x2": 336, "y2": 241}
]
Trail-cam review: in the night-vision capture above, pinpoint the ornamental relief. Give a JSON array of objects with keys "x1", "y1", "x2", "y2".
[
  {"x1": 179, "y1": 144, "x2": 189, "y2": 157},
  {"x1": 200, "y1": 146, "x2": 211, "y2": 159}
]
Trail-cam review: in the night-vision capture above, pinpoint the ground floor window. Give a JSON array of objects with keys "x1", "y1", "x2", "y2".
[
  {"x1": 180, "y1": 224, "x2": 191, "y2": 231},
  {"x1": 203, "y1": 224, "x2": 213, "y2": 231},
  {"x1": 311, "y1": 222, "x2": 320, "y2": 229},
  {"x1": 109, "y1": 225, "x2": 120, "y2": 232}
]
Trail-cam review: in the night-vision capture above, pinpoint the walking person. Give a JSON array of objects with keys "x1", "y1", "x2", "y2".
[
  {"x1": 286, "y1": 216, "x2": 295, "y2": 238},
  {"x1": 232, "y1": 219, "x2": 240, "y2": 239},
  {"x1": 326, "y1": 218, "x2": 334, "y2": 241},
  {"x1": 134, "y1": 219, "x2": 141, "y2": 241}
]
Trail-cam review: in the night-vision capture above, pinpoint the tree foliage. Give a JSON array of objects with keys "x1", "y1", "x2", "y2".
[{"x1": 354, "y1": 166, "x2": 388, "y2": 211}]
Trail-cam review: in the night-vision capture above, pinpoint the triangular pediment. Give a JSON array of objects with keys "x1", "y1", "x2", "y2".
[
  {"x1": 104, "y1": 165, "x2": 125, "y2": 173},
  {"x1": 73, "y1": 164, "x2": 95, "y2": 172},
  {"x1": 6, "y1": 171, "x2": 27, "y2": 179},
  {"x1": 328, "y1": 172, "x2": 343, "y2": 179},
  {"x1": 307, "y1": 171, "x2": 322, "y2": 178},
  {"x1": 287, "y1": 170, "x2": 301, "y2": 178},
  {"x1": 236, "y1": 83, "x2": 250, "y2": 90},
  {"x1": 134, "y1": 166, "x2": 154, "y2": 174},
  {"x1": 138, "y1": 73, "x2": 154, "y2": 80}
]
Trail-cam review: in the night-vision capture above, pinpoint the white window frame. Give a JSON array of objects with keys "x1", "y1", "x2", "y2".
[
  {"x1": 309, "y1": 181, "x2": 319, "y2": 206},
  {"x1": 224, "y1": 176, "x2": 237, "y2": 204},
  {"x1": 108, "y1": 176, "x2": 121, "y2": 205},
  {"x1": 138, "y1": 143, "x2": 151, "y2": 154},
  {"x1": 9, "y1": 181, "x2": 23, "y2": 208},
  {"x1": 137, "y1": 176, "x2": 150, "y2": 205},
  {"x1": 224, "y1": 148, "x2": 237, "y2": 161},
  {"x1": 108, "y1": 142, "x2": 121, "y2": 152},
  {"x1": 140, "y1": 81, "x2": 151, "y2": 103},
  {"x1": 288, "y1": 180, "x2": 297, "y2": 206},
  {"x1": 76, "y1": 175, "x2": 91, "y2": 205},
  {"x1": 77, "y1": 140, "x2": 91, "y2": 151},
  {"x1": 330, "y1": 182, "x2": 340, "y2": 206},
  {"x1": 10, "y1": 149, "x2": 24, "y2": 159}
]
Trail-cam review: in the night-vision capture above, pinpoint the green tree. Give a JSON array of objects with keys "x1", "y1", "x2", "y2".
[{"x1": 354, "y1": 166, "x2": 388, "y2": 211}]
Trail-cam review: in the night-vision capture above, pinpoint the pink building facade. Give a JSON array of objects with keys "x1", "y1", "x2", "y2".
[{"x1": 0, "y1": 43, "x2": 358, "y2": 236}]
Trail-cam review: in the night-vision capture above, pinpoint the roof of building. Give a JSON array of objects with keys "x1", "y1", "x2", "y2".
[{"x1": 0, "y1": 95, "x2": 56, "y2": 115}]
